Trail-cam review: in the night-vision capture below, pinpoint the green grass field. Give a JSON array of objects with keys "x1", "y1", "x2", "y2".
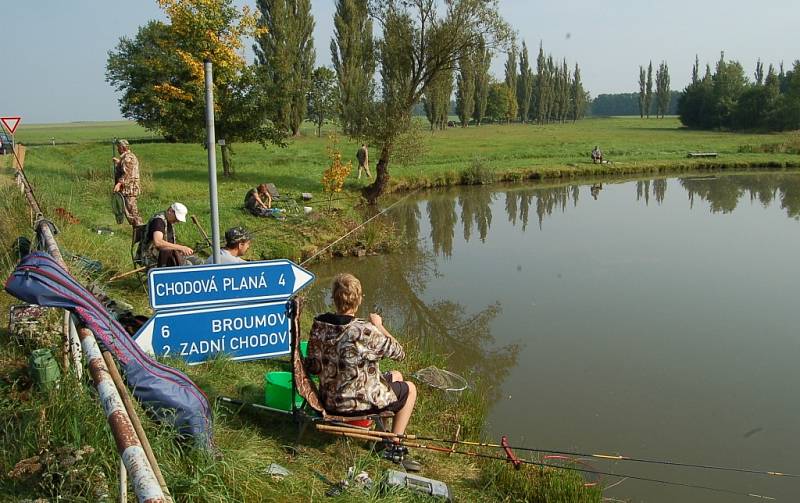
[{"x1": 1, "y1": 116, "x2": 798, "y2": 502}]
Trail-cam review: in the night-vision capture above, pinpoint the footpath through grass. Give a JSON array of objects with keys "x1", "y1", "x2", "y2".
[{"x1": 2, "y1": 116, "x2": 798, "y2": 501}]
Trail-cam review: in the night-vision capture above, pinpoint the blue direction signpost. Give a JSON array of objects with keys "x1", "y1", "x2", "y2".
[
  {"x1": 136, "y1": 259, "x2": 314, "y2": 364},
  {"x1": 148, "y1": 259, "x2": 314, "y2": 310},
  {"x1": 134, "y1": 301, "x2": 291, "y2": 365}
]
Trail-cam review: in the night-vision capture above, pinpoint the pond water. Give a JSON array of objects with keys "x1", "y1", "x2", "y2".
[{"x1": 305, "y1": 171, "x2": 800, "y2": 502}]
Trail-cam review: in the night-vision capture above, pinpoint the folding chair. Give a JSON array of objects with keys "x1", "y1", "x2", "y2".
[
  {"x1": 287, "y1": 299, "x2": 393, "y2": 442},
  {"x1": 130, "y1": 224, "x2": 151, "y2": 290}
]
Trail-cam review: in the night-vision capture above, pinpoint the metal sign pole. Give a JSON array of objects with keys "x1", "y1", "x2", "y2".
[{"x1": 204, "y1": 60, "x2": 221, "y2": 264}]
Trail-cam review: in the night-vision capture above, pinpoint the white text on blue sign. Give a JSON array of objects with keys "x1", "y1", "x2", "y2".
[{"x1": 148, "y1": 259, "x2": 314, "y2": 310}]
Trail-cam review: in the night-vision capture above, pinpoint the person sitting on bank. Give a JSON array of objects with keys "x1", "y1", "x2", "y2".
[
  {"x1": 591, "y1": 146, "x2": 603, "y2": 164},
  {"x1": 305, "y1": 273, "x2": 420, "y2": 470},
  {"x1": 244, "y1": 184, "x2": 273, "y2": 217},
  {"x1": 143, "y1": 202, "x2": 194, "y2": 268},
  {"x1": 205, "y1": 226, "x2": 252, "y2": 264}
]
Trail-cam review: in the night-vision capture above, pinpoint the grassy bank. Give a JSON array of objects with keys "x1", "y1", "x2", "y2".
[{"x1": 2, "y1": 116, "x2": 798, "y2": 501}]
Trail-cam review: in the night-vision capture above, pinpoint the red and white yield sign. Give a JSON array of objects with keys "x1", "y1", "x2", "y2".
[{"x1": 1, "y1": 117, "x2": 21, "y2": 134}]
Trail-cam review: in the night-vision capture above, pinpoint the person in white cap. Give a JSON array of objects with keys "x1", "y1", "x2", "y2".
[{"x1": 143, "y1": 202, "x2": 194, "y2": 267}]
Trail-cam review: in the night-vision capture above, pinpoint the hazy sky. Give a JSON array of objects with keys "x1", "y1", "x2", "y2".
[{"x1": 2, "y1": 0, "x2": 798, "y2": 123}]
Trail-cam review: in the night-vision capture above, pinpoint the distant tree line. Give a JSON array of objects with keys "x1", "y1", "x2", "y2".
[
  {"x1": 678, "y1": 52, "x2": 800, "y2": 131},
  {"x1": 590, "y1": 92, "x2": 680, "y2": 116},
  {"x1": 423, "y1": 41, "x2": 588, "y2": 130}
]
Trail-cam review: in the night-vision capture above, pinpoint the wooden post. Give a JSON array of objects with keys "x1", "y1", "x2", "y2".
[{"x1": 12, "y1": 144, "x2": 26, "y2": 170}]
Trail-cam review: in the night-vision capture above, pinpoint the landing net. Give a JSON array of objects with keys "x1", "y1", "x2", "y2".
[{"x1": 412, "y1": 366, "x2": 468, "y2": 392}]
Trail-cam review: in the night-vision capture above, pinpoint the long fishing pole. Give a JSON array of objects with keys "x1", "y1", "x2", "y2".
[
  {"x1": 316, "y1": 424, "x2": 800, "y2": 479},
  {"x1": 317, "y1": 428, "x2": 775, "y2": 501}
]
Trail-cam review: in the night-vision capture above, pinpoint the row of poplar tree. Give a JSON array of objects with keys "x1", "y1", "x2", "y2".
[
  {"x1": 637, "y1": 61, "x2": 671, "y2": 118},
  {"x1": 678, "y1": 52, "x2": 800, "y2": 131},
  {"x1": 423, "y1": 41, "x2": 589, "y2": 130}
]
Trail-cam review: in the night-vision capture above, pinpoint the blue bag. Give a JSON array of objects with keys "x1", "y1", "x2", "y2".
[{"x1": 4, "y1": 252, "x2": 214, "y2": 449}]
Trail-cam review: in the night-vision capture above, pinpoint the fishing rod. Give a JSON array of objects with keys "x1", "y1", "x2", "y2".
[
  {"x1": 316, "y1": 424, "x2": 799, "y2": 479},
  {"x1": 317, "y1": 427, "x2": 776, "y2": 501}
]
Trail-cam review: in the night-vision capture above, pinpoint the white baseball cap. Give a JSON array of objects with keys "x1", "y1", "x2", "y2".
[{"x1": 171, "y1": 202, "x2": 188, "y2": 222}]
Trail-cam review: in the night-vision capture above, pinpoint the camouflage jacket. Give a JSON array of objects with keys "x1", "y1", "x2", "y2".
[
  {"x1": 306, "y1": 316, "x2": 405, "y2": 413},
  {"x1": 114, "y1": 151, "x2": 140, "y2": 196}
]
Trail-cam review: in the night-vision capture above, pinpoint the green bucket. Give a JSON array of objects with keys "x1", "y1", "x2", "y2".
[
  {"x1": 264, "y1": 371, "x2": 303, "y2": 411},
  {"x1": 29, "y1": 349, "x2": 61, "y2": 391}
]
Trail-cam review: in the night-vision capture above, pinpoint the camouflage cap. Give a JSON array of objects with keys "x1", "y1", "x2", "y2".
[
  {"x1": 224, "y1": 226, "x2": 252, "y2": 247},
  {"x1": 116, "y1": 139, "x2": 130, "y2": 148}
]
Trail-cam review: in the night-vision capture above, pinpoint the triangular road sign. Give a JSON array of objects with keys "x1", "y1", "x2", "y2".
[{"x1": 1, "y1": 117, "x2": 21, "y2": 134}]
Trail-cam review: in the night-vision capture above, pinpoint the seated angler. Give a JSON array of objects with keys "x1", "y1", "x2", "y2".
[
  {"x1": 143, "y1": 202, "x2": 195, "y2": 268},
  {"x1": 244, "y1": 183, "x2": 273, "y2": 217},
  {"x1": 205, "y1": 227, "x2": 252, "y2": 264},
  {"x1": 591, "y1": 145, "x2": 604, "y2": 164},
  {"x1": 305, "y1": 273, "x2": 421, "y2": 471}
]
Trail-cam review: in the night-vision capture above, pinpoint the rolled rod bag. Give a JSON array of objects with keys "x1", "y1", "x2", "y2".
[{"x1": 4, "y1": 252, "x2": 214, "y2": 449}]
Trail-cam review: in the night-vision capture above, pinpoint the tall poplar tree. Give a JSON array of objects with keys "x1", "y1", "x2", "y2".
[
  {"x1": 472, "y1": 36, "x2": 492, "y2": 125},
  {"x1": 535, "y1": 43, "x2": 550, "y2": 124},
  {"x1": 330, "y1": 0, "x2": 376, "y2": 137},
  {"x1": 692, "y1": 55, "x2": 700, "y2": 85},
  {"x1": 517, "y1": 41, "x2": 534, "y2": 122},
  {"x1": 456, "y1": 51, "x2": 476, "y2": 126},
  {"x1": 638, "y1": 65, "x2": 646, "y2": 118},
  {"x1": 571, "y1": 63, "x2": 586, "y2": 122},
  {"x1": 655, "y1": 61, "x2": 670, "y2": 118},
  {"x1": 254, "y1": 0, "x2": 315, "y2": 136},
  {"x1": 504, "y1": 44, "x2": 518, "y2": 122},
  {"x1": 645, "y1": 61, "x2": 654, "y2": 118},
  {"x1": 423, "y1": 68, "x2": 453, "y2": 130}
]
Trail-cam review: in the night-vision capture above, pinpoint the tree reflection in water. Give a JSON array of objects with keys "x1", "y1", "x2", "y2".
[
  {"x1": 304, "y1": 172, "x2": 800, "y2": 400},
  {"x1": 681, "y1": 173, "x2": 800, "y2": 217},
  {"x1": 305, "y1": 202, "x2": 518, "y2": 392}
]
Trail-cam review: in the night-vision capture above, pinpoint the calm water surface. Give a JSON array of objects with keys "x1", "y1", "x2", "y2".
[{"x1": 306, "y1": 172, "x2": 800, "y2": 502}]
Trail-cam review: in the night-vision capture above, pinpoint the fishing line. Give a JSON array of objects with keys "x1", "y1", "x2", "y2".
[
  {"x1": 319, "y1": 428, "x2": 775, "y2": 500},
  {"x1": 317, "y1": 425, "x2": 799, "y2": 479},
  {"x1": 300, "y1": 189, "x2": 420, "y2": 267}
]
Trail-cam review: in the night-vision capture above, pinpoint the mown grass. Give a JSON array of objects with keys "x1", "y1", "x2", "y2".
[{"x1": 3, "y1": 116, "x2": 797, "y2": 501}]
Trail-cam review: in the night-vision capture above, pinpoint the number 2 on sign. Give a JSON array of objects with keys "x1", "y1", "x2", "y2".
[
  {"x1": 161, "y1": 325, "x2": 170, "y2": 338},
  {"x1": 278, "y1": 274, "x2": 286, "y2": 286}
]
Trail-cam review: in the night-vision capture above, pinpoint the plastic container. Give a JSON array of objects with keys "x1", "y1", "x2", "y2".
[
  {"x1": 264, "y1": 371, "x2": 303, "y2": 411},
  {"x1": 29, "y1": 349, "x2": 61, "y2": 391}
]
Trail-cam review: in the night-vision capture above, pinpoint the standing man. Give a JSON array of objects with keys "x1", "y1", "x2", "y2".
[
  {"x1": 142, "y1": 202, "x2": 194, "y2": 268},
  {"x1": 113, "y1": 139, "x2": 143, "y2": 226},
  {"x1": 205, "y1": 227, "x2": 252, "y2": 264},
  {"x1": 356, "y1": 143, "x2": 371, "y2": 179}
]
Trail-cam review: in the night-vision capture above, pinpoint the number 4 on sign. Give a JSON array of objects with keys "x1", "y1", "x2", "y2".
[{"x1": 278, "y1": 274, "x2": 286, "y2": 286}]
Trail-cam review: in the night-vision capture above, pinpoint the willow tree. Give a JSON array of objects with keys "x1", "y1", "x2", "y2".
[
  {"x1": 361, "y1": 0, "x2": 511, "y2": 204},
  {"x1": 106, "y1": 0, "x2": 285, "y2": 176}
]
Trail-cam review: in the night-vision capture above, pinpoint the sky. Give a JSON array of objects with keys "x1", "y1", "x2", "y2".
[{"x1": 2, "y1": 0, "x2": 799, "y2": 124}]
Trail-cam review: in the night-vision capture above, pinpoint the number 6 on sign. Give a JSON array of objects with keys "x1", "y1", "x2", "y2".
[{"x1": 161, "y1": 325, "x2": 170, "y2": 338}]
